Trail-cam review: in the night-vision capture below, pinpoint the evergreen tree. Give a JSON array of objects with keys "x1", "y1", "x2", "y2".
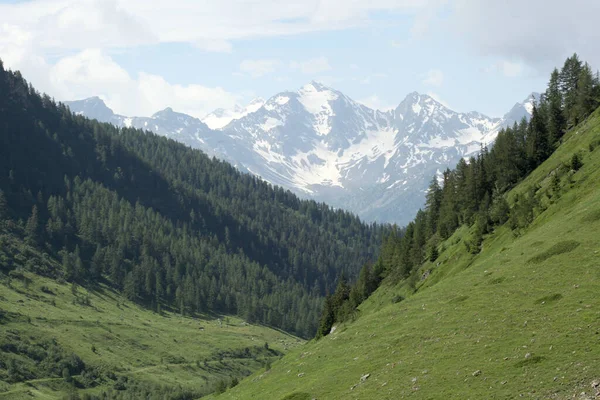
[
  {"x1": 425, "y1": 177, "x2": 442, "y2": 236},
  {"x1": 546, "y1": 68, "x2": 566, "y2": 145},
  {"x1": 0, "y1": 189, "x2": 7, "y2": 220},
  {"x1": 316, "y1": 295, "x2": 334, "y2": 338},
  {"x1": 575, "y1": 62, "x2": 596, "y2": 123},
  {"x1": 25, "y1": 205, "x2": 40, "y2": 246},
  {"x1": 560, "y1": 53, "x2": 583, "y2": 126},
  {"x1": 90, "y1": 245, "x2": 104, "y2": 280},
  {"x1": 62, "y1": 250, "x2": 75, "y2": 281},
  {"x1": 489, "y1": 189, "x2": 510, "y2": 225},
  {"x1": 526, "y1": 105, "x2": 550, "y2": 169}
]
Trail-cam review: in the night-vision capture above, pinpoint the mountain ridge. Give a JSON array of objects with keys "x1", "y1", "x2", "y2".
[{"x1": 65, "y1": 85, "x2": 540, "y2": 225}]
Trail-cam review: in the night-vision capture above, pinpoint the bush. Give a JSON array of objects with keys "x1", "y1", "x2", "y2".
[
  {"x1": 215, "y1": 379, "x2": 227, "y2": 394},
  {"x1": 391, "y1": 295, "x2": 404, "y2": 304},
  {"x1": 570, "y1": 152, "x2": 583, "y2": 171}
]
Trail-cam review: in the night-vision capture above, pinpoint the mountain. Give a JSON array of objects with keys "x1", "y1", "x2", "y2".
[
  {"x1": 202, "y1": 98, "x2": 265, "y2": 129},
  {"x1": 0, "y1": 62, "x2": 384, "y2": 340},
  {"x1": 210, "y1": 67, "x2": 600, "y2": 400},
  {"x1": 66, "y1": 85, "x2": 539, "y2": 225}
]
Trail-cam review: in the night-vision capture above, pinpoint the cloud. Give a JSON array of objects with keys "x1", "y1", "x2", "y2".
[
  {"x1": 0, "y1": 0, "x2": 436, "y2": 54},
  {"x1": 483, "y1": 60, "x2": 525, "y2": 78},
  {"x1": 290, "y1": 56, "x2": 332, "y2": 74},
  {"x1": 239, "y1": 59, "x2": 282, "y2": 78},
  {"x1": 422, "y1": 69, "x2": 444, "y2": 86},
  {"x1": 359, "y1": 73, "x2": 388, "y2": 85},
  {"x1": 449, "y1": 0, "x2": 600, "y2": 69},
  {"x1": 357, "y1": 95, "x2": 395, "y2": 111},
  {"x1": 7, "y1": 48, "x2": 241, "y2": 119}
]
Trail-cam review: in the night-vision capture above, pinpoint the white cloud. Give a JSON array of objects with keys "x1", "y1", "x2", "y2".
[
  {"x1": 498, "y1": 61, "x2": 523, "y2": 78},
  {"x1": 450, "y1": 0, "x2": 600, "y2": 69},
  {"x1": 7, "y1": 48, "x2": 241, "y2": 119},
  {"x1": 0, "y1": 0, "x2": 436, "y2": 54},
  {"x1": 239, "y1": 59, "x2": 282, "y2": 78},
  {"x1": 290, "y1": 56, "x2": 332, "y2": 75},
  {"x1": 483, "y1": 60, "x2": 525, "y2": 78},
  {"x1": 359, "y1": 73, "x2": 388, "y2": 85},
  {"x1": 422, "y1": 69, "x2": 444, "y2": 86},
  {"x1": 357, "y1": 95, "x2": 395, "y2": 111}
]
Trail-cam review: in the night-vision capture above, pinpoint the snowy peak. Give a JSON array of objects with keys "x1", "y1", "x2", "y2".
[
  {"x1": 65, "y1": 86, "x2": 539, "y2": 225},
  {"x1": 503, "y1": 92, "x2": 541, "y2": 126},
  {"x1": 202, "y1": 97, "x2": 266, "y2": 129}
]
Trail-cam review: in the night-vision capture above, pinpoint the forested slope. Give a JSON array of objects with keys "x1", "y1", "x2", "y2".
[{"x1": 0, "y1": 60, "x2": 384, "y2": 338}]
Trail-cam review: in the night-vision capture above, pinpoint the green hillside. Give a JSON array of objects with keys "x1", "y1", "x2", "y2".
[
  {"x1": 0, "y1": 234, "x2": 303, "y2": 399},
  {"x1": 210, "y1": 108, "x2": 600, "y2": 399}
]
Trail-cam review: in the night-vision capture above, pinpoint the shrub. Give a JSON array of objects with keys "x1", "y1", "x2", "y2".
[{"x1": 570, "y1": 152, "x2": 583, "y2": 171}]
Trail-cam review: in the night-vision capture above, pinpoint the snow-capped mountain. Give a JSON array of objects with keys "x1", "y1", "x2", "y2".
[
  {"x1": 65, "y1": 86, "x2": 538, "y2": 225},
  {"x1": 202, "y1": 98, "x2": 265, "y2": 129}
]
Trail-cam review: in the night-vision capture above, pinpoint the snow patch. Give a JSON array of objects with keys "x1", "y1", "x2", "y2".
[{"x1": 258, "y1": 117, "x2": 284, "y2": 132}]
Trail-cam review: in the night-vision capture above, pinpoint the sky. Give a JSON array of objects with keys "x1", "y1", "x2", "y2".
[{"x1": 1, "y1": 0, "x2": 599, "y2": 120}]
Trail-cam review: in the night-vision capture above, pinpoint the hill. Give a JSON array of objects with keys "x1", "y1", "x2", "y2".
[
  {"x1": 0, "y1": 59, "x2": 384, "y2": 340},
  {"x1": 0, "y1": 232, "x2": 303, "y2": 399},
  {"x1": 210, "y1": 62, "x2": 600, "y2": 399}
]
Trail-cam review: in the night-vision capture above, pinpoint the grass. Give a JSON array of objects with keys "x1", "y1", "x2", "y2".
[
  {"x1": 528, "y1": 241, "x2": 581, "y2": 264},
  {"x1": 0, "y1": 264, "x2": 303, "y2": 399},
  {"x1": 210, "y1": 110, "x2": 600, "y2": 399}
]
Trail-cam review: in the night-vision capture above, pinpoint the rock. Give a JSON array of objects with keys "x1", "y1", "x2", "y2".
[
  {"x1": 592, "y1": 380, "x2": 599, "y2": 388},
  {"x1": 361, "y1": 373, "x2": 370, "y2": 382},
  {"x1": 411, "y1": 377, "x2": 418, "y2": 383},
  {"x1": 421, "y1": 270, "x2": 431, "y2": 281},
  {"x1": 525, "y1": 353, "x2": 532, "y2": 359},
  {"x1": 298, "y1": 373, "x2": 305, "y2": 378},
  {"x1": 472, "y1": 370, "x2": 482, "y2": 377},
  {"x1": 330, "y1": 325, "x2": 337, "y2": 334}
]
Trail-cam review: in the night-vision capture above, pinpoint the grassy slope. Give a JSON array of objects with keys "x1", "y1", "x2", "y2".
[
  {"x1": 213, "y1": 110, "x2": 600, "y2": 400},
  {"x1": 0, "y1": 258, "x2": 303, "y2": 399}
]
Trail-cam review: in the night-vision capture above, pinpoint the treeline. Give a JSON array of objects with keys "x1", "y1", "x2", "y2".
[
  {"x1": 0, "y1": 60, "x2": 385, "y2": 338},
  {"x1": 316, "y1": 54, "x2": 600, "y2": 338}
]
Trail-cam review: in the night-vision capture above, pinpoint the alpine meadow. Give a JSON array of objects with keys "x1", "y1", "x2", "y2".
[{"x1": 1, "y1": 2, "x2": 600, "y2": 399}]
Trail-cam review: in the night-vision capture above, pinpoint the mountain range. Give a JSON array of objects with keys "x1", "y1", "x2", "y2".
[{"x1": 66, "y1": 84, "x2": 539, "y2": 225}]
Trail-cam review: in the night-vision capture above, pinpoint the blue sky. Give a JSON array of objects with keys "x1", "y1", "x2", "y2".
[{"x1": 1, "y1": 0, "x2": 598, "y2": 119}]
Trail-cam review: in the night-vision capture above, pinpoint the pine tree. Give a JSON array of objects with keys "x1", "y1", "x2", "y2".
[
  {"x1": 425, "y1": 177, "x2": 443, "y2": 237},
  {"x1": 0, "y1": 190, "x2": 7, "y2": 220},
  {"x1": 90, "y1": 245, "x2": 104, "y2": 280},
  {"x1": 550, "y1": 172, "x2": 561, "y2": 198},
  {"x1": 316, "y1": 295, "x2": 335, "y2": 338},
  {"x1": 560, "y1": 53, "x2": 583, "y2": 126},
  {"x1": 62, "y1": 250, "x2": 75, "y2": 281},
  {"x1": 489, "y1": 189, "x2": 510, "y2": 225},
  {"x1": 73, "y1": 245, "x2": 84, "y2": 282},
  {"x1": 526, "y1": 105, "x2": 550, "y2": 169},
  {"x1": 575, "y1": 62, "x2": 596, "y2": 123},
  {"x1": 546, "y1": 68, "x2": 566, "y2": 145},
  {"x1": 25, "y1": 205, "x2": 40, "y2": 246}
]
